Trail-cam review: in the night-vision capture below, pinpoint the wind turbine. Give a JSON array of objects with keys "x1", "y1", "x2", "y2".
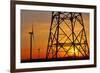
[{"x1": 29, "y1": 24, "x2": 34, "y2": 61}]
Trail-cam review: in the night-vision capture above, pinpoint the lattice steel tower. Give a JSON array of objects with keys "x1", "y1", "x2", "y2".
[{"x1": 46, "y1": 12, "x2": 89, "y2": 60}]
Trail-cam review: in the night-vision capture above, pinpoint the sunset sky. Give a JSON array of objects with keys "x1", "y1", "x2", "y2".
[{"x1": 21, "y1": 10, "x2": 90, "y2": 61}]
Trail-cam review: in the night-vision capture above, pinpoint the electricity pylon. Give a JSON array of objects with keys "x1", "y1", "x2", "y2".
[{"x1": 46, "y1": 12, "x2": 89, "y2": 60}]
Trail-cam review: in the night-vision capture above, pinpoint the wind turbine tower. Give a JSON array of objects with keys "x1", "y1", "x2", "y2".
[{"x1": 29, "y1": 24, "x2": 34, "y2": 61}]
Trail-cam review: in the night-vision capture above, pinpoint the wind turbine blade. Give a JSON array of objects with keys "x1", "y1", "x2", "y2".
[{"x1": 32, "y1": 24, "x2": 33, "y2": 32}]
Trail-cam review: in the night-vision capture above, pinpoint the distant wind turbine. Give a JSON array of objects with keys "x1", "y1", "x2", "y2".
[{"x1": 29, "y1": 24, "x2": 34, "y2": 61}]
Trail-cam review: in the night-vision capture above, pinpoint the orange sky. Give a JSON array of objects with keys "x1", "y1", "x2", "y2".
[{"x1": 21, "y1": 10, "x2": 90, "y2": 61}]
